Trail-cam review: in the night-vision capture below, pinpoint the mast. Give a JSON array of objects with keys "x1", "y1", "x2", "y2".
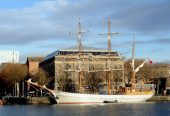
[
  {"x1": 131, "y1": 34, "x2": 151, "y2": 84},
  {"x1": 107, "y1": 60, "x2": 111, "y2": 95},
  {"x1": 107, "y1": 17, "x2": 119, "y2": 94},
  {"x1": 69, "y1": 18, "x2": 88, "y2": 93},
  {"x1": 70, "y1": 17, "x2": 87, "y2": 52},
  {"x1": 107, "y1": 18, "x2": 111, "y2": 94},
  {"x1": 108, "y1": 17, "x2": 111, "y2": 54},
  {"x1": 78, "y1": 59, "x2": 82, "y2": 93},
  {"x1": 78, "y1": 18, "x2": 82, "y2": 93},
  {"x1": 107, "y1": 17, "x2": 119, "y2": 54},
  {"x1": 99, "y1": 17, "x2": 119, "y2": 54},
  {"x1": 131, "y1": 34, "x2": 136, "y2": 84},
  {"x1": 76, "y1": 18, "x2": 88, "y2": 93},
  {"x1": 100, "y1": 17, "x2": 119, "y2": 95},
  {"x1": 78, "y1": 17, "x2": 82, "y2": 53}
]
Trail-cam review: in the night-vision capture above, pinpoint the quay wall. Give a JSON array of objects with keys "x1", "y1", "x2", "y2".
[
  {"x1": 29, "y1": 97, "x2": 50, "y2": 104},
  {"x1": 147, "y1": 96, "x2": 170, "y2": 101}
]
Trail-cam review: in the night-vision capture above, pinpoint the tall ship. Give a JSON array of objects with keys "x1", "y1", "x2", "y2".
[{"x1": 27, "y1": 18, "x2": 155, "y2": 104}]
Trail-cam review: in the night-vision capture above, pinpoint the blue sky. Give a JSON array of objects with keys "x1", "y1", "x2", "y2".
[{"x1": 0, "y1": 0, "x2": 170, "y2": 63}]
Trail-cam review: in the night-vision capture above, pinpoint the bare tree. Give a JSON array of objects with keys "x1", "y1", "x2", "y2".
[
  {"x1": 0, "y1": 64, "x2": 28, "y2": 87},
  {"x1": 124, "y1": 59, "x2": 170, "y2": 85},
  {"x1": 124, "y1": 59, "x2": 133, "y2": 84},
  {"x1": 31, "y1": 68, "x2": 49, "y2": 85},
  {"x1": 124, "y1": 59, "x2": 152, "y2": 84}
]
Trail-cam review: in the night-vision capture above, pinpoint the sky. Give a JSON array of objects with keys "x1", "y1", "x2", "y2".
[{"x1": 0, "y1": 0, "x2": 170, "y2": 63}]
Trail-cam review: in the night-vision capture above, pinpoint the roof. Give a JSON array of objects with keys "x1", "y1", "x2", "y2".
[
  {"x1": 59, "y1": 45, "x2": 107, "y2": 51},
  {"x1": 26, "y1": 57, "x2": 44, "y2": 63},
  {"x1": 44, "y1": 46, "x2": 119, "y2": 61}
]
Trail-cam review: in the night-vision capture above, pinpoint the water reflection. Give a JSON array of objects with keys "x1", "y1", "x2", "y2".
[{"x1": 0, "y1": 102, "x2": 170, "y2": 116}]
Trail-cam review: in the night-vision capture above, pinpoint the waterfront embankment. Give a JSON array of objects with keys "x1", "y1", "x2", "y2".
[
  {"x1": 148, "y1": 96, "x2": 170, "y2": 101},
  {"x1": 29, "y1": 97, "x2": 50, "y2": 104}
]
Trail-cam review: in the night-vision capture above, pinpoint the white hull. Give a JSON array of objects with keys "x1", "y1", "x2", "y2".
[
  {"x1": 56, "y1": 92, "x2": 154, "y2": 104},
  {"x1": 25, "y1": 79, "x2": 154, "y2": 104}
]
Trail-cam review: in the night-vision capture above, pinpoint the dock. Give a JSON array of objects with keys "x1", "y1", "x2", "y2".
[
  {"x1": 4, "y1": 97, "x2": 29, "y2": 105},
  {"x1": 29, "y1": 97, "x2": 51, "y2": 104},
  {"x1": 147, "y1": 96, "x2": 170, "y2": 101},
  {"x1": 3, "y1": 96, "x2": 51, "y2": 105}
]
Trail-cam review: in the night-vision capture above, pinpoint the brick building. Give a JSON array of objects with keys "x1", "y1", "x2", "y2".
[{"x1": 26, "y1": 57, "x2": 44, "y2": 76}]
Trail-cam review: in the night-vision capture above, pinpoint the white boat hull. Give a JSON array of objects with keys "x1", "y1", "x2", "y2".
[
  {"x1": 56, "y1": 92, "x2": 154, "y2": 104},
  {"x1": 25, "y1": 79, "x2": 154, "y2": 104}
]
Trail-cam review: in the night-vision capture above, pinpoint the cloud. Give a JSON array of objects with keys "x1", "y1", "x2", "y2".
[
  {"x1": 140, "y1": 38, "x2": 170, "y2": 45},
  {"x1": 110, "y1": 0, "x2": 170, "y2": 34},
  {"x1": 0, "y1": 0, "x2": 71, "y2": 45},
  {"x1": 150, "y1": 48, "x2": 164, "y2": 54},
  {"x1": 0, "y1": 0, "x2": 170, "y2": 48},
  {"x1": 150, "y1": 38, "x2": 170, "y2": 45}
]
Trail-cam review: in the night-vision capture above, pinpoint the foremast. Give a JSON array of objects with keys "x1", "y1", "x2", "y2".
[{"x1": 76, "y1": 18, "x2": 88, "y2": 93}]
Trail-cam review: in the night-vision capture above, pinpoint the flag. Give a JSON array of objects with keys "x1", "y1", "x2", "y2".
[{"x1": 148, "y1": 59, "x2": 153, "y2": 64}]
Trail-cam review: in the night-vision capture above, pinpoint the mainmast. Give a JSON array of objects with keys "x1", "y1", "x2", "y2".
[
  {"x1": 107, "y1": 17, "x2": 119, "y2": 54},
  {"x1": 107, "y1": 17, "x2": 118, "y2": 94},
  {"x1": 100, "y1": 17, "x2": 119, "y2": 95},
  {"x1": 108, "y1": 17, "x2": 111, "y2": 54},
  {"x1": 99, "y1": 17, "x2": 119, "y2": 54}
]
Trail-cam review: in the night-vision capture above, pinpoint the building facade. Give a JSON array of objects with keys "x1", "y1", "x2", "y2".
[
  {"x1": 26, "y1": 57, "x2": 44, "y2": 76},
  {"x1": 0, "y1": 50, "x2": 19, "y2": 65},
  {"x1": 40, "y1": 48, "x2": 124, "y2": 94}
]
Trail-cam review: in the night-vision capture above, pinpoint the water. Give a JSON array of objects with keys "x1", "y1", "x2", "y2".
[{"x1": 0, "y1": 102, "x2": 170, "y2": 116}]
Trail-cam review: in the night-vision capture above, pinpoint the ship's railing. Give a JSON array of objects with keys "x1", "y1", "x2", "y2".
[{"x1": 124, "y1": 84, "x2": 155, "y2": 95}]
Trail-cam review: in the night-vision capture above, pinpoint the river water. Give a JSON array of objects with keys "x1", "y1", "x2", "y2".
[{"x1": 0, "y1": 102, "x2": 170, "y2": 116}]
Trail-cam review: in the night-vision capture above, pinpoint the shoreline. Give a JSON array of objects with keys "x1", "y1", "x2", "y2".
[{"x1": 1, "y1": 96, "x2": 170, "y2": 105}]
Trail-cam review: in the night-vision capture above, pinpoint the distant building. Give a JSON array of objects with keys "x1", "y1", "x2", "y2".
[
  {"x1": 26, "y1": 57, "x2": 44, "y2": 76},
  {"x1": 151, "y1": 65, "x2": 170, "y2": 95},
  {"x1": 0, "y1": 50, "x2": 19, "y2": 65}
]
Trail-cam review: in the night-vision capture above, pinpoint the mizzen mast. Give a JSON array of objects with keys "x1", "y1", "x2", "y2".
[{"x1": 131, "y1": 34, "x2": 136, "y2": 84}]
